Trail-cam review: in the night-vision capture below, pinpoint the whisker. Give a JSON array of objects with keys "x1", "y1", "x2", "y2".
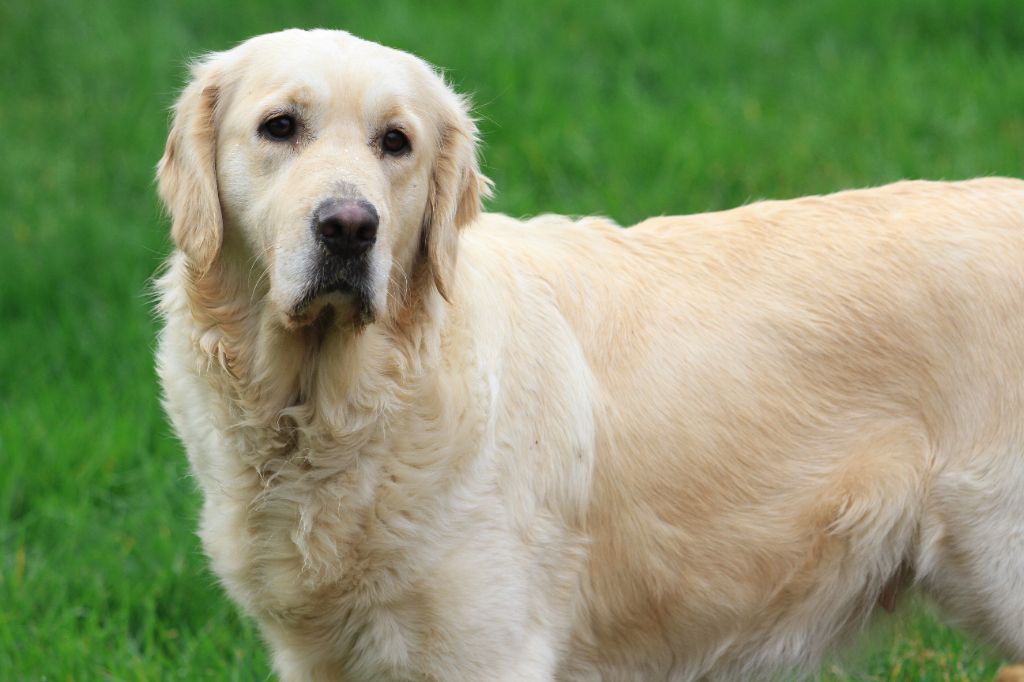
[{"x1": 246, "y1": 242, "x2": 278, "y2": 299}]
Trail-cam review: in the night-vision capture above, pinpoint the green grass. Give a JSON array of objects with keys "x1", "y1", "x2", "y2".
[{"x1": 1, "y1": 0, "x2": 1022, "y2": 679}]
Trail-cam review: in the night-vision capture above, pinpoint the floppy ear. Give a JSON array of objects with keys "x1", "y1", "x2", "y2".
[
  {"x1": 422, "y1": 93, "x2": 493, "y2": 301},
  {"x1": 157, "y1": 61, "x2": 223, "y2": 274}
]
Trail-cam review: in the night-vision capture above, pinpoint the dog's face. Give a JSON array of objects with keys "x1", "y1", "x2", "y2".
[{"x1": 158, "y1": 29, "x2": 489, "y2": 328}]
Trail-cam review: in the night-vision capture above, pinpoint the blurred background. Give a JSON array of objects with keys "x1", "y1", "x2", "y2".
[{"x1": 1, "y1": 0, "x2": 1021, "y2": 679}]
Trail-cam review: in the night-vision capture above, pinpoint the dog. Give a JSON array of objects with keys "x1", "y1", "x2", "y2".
[{"x1": 156, "y1": 28, "x2": 1024, "y2": 681}]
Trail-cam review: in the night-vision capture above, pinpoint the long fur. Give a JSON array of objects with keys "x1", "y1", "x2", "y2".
[{"x1": 157, "y1": 29, "x2": 1024, "y2": 681}]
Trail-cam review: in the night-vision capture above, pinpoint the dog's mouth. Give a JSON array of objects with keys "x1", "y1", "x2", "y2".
[{"x1": 286, "y1": 276, "x2": 374, "y2": 331}]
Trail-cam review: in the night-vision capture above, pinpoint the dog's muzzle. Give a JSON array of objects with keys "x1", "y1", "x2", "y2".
[{"x1": 291, "y1": 197, "x2": 380, "y2": 326}]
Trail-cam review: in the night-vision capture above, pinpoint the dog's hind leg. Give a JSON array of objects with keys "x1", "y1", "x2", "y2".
[{"x1": 918, "y1": 446, "x2": 1024, "y2": 658}]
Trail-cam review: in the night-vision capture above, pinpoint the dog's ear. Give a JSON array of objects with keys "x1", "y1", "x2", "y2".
[
  {"x1": 157, "y1": 59, "x2": 223, "y2": 274},
  {"x1": 422, "y1": 92, "x2": 493, "y2": 301}
]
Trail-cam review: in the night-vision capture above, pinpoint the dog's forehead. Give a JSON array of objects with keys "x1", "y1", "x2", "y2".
[{"x1": 229, "y1": 29, "x2": 429, "y2": 98}]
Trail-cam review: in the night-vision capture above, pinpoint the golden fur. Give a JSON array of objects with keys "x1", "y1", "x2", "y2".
[{"x1": 156, "y1": 28, "x2": 1024, "y2": 681}]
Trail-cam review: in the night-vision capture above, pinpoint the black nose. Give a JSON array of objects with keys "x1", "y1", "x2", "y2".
[{"x1": 314, "y1": 199, "x2": 379, "y2": 258}]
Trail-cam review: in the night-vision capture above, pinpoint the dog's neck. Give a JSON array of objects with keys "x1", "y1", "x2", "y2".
[{"x1": 164, "y1": 252, "x2": 448, "y2": 466}]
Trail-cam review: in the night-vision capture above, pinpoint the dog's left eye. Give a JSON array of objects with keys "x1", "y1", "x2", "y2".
[
  {"x1": 381, "y1": 129, "x2": 410, "y2": 154},
  {"x1": 261, "y1": 115, "x2": 297, "y2": 141}
]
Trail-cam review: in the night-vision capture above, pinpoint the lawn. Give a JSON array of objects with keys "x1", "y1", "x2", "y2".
[{"x1": 1, "y1": 0, "x2": 1022, "y2": 679}]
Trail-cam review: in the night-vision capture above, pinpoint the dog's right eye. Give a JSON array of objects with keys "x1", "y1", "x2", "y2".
[{"x1": 261, "y1": 115, "x2": 296, "y2": 141}]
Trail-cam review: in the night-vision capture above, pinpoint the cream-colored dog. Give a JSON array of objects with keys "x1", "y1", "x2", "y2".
[{"x1": 156, "y1": 28, "x2": 1024, "y2": 681}]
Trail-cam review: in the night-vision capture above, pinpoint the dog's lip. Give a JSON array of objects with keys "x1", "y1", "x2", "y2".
[
  {"x1": 284, "y1": 280, "x2": 368, "y2": 331},
  {"x1": 285, "y1": 282, "x2": 352, "y2": 327},
  {"x1": 298, "y1": 278, "x2": 355, "y2": 310}
]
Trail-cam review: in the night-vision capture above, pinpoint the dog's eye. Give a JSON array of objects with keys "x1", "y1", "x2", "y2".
[
  {"x1": 381, "y1": 129, "x2": 410, "y2": 154},
  {"x1": 261, "y1": 115, "x2": 296, "y2": 141}
]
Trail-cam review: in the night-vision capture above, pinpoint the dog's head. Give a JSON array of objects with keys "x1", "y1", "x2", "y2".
[{"x1": 158, "y1": 29, "x2": 490, "y2": 329}]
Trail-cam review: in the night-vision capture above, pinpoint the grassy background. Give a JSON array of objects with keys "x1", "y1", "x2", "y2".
[{"x1": 1, "y1": 0, "x2": 1022, "y2": 679}]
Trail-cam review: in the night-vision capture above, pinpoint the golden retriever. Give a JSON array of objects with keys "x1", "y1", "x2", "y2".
[{"x1": 156, "y1": 28, "x2": 1024, "y2": 681}]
